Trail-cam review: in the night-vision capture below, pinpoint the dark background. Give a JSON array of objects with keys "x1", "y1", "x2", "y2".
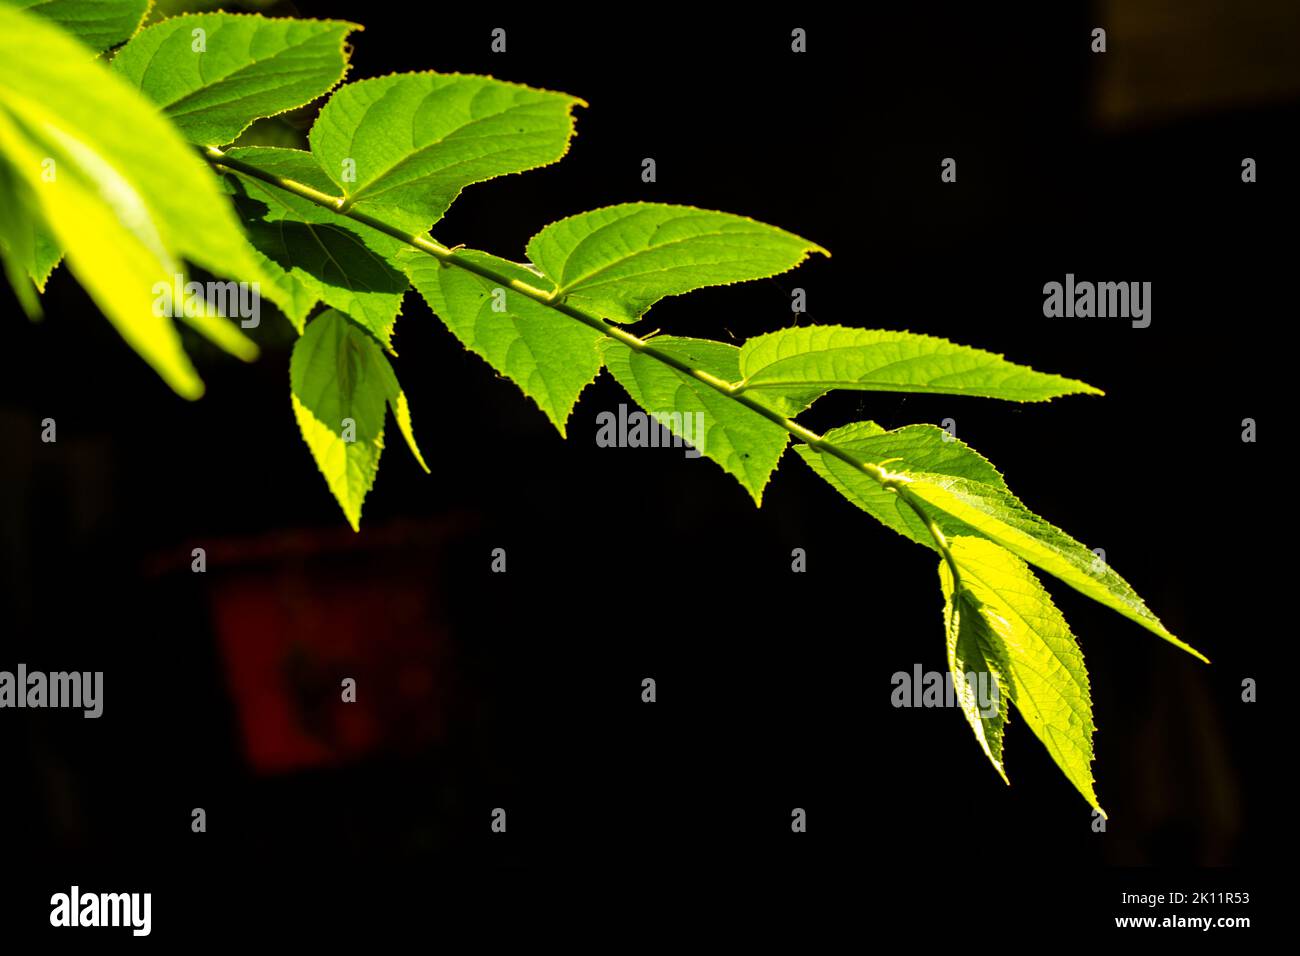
[{"x1": 0, "y1": 1, "x2": 1286, "y2": 938}]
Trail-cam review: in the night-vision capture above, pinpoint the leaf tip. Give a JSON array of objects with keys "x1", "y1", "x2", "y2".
[{"x1": 1158, "y1": 627, "x2": 1210, "y2": 664}]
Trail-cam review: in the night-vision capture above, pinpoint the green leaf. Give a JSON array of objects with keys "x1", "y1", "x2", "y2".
[
  {"x1": 290, "y1": 309, "x2": 427, "y2": 530},
  {"x1": 794, "y1": 422, "x2": 1006, "y2": 547},
  {"x1": 737, "y1": 325, "x2": 1101, "y2": 414},
  {"x1": 796, "y1": 421, "x2": 1206, "y2": 660},
  {"x1": 0, "y1": 2, "x2": 297, "y2": 395},
  {"x1": 907, "y1": 473, "x2": 1203, "y2": 659},
  {"x1": 309, "y1": 72, "x2": 584, "y2": 235},
  {"x1": 112, "y1": 13, "x2": 358, "y2": 147},
  {"x1": 0, "y1": 151, "x2": 61, "y2": 308},
  {"x1": 6, "y1": 0, "x2": 150, "y2": 53},
  {"x1": 0, "y1": 1, "x2": 132, "y2": 293},
  {"x1": 526, "y1": 203, "x2": 828, "y2": 323},
  {"x1": 939, "y1": 553, "x2": 1012, "y2": 782},
  {"x1": 0, "y1": 104, "x2": 198, "y2": 391},
  {"x1": 402, "y1": 248, "x2": 603, "y2": 434},
  {"x1": 941, "y1": 536, "x2": 1102, "y2": 813},
  {"x1": 221, "y1": 146, "x2": 408, "y2": 341},
  {"x1": 602, "y1": 336, "x2": 790, "y2": 504}
]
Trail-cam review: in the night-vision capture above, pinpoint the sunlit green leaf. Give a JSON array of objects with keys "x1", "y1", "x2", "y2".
[
  {"x1": 6, "y1": 0, "x2": 150, "y2": 53},
  {"x1": 401, "y1": 248, "x2": 603, "y2": 434},
  {"x1": 290, "y1": 309, "x2": 427, "y2": 530},
  {"x1": 941, "y1": 536, "x2": 1102, "y2": 813},
  {"x1": 221, "y1": 146, "x2": 408, "y2": 341},
  {"x1": 0, "y1": 2, "x2": 297, "y2": 394},
  {"x1": 603, "y1": 335, "x2": 790, "y2": 503},
  {"x1": 309, "y1": 72, "x2": 583, "y2": 234},
  {"x1": 738, "y1": 325, "x2": 1101, "y2": 414},
  {"x1": 526, "y1": 203, "x2": 827, "y2": 323},
  {"x1": 112, "y1": 13, "x2": 358, "y2": 146},
  {"x1": 0, "y1": 150, "x2": 60, "y2": 308},
  {"x1": 797, "y1": 420, "x2": 1205, "y2": 659}
]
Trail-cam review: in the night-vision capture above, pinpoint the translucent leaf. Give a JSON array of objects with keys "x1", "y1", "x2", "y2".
[
  {"x1": 0, "y1": 0, "x2": 148, "y2": 293},
  {"x1": 737, "y1": 325, "x2": 1101, "y2": 414},
  {"x1": 909, "y1": 474, "x2": 1203, "y2": 659},
  {"x1": 796, "y1": 420, "x2": 1206, "y2": 659},
  {"x1": 794, "y1": 422, "x2": 1006, "y2": 547},
  {"x1": 0, "y1": 2, "x2": 297, "y2": 393},
  {"x1": 221, "y1": 146, "x2": 408, "y2": 341},
  {"x1": 290, "y1": 309, "x2": 427, "y2": 530},
  {"x1": 112, "y1": 13, "x2": 357, "y2": 146},
  {"x1": 0, "y1": 105, "x2": 200, "y2": 392},
  {"x1": 309, "y1": 72, "x2": 583, "y2": 234},
  {"x1": 602, "y1": 336, "x2": 789, "y2": 504},
  {"x1": 941, "y1": 536, "x2": 1102, "y2": 813},
  {"x1": 0, "y1": 151, "x2": 60, "y2": 307},
  {"x1": 526, "y1": 203, "x2": 827, "y2": 323},
  {"x1": 940, "y1": 557, "x2": 1012, "y2": 782},
  {"x1": 401, "y1": 248, "x2": 603, "y2": 434},
  {"x1": 8, "y1": 0, "x2": 150, "y2": 53}
]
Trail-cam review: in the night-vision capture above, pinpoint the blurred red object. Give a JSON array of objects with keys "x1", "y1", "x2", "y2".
[{"x1": 192, "y1": 519, "x2": 466, "y2": 773}]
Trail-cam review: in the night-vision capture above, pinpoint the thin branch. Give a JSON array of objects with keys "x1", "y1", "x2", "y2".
[{"x1": 203, "y1": 145, "x2": 957, "y2": 560}]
